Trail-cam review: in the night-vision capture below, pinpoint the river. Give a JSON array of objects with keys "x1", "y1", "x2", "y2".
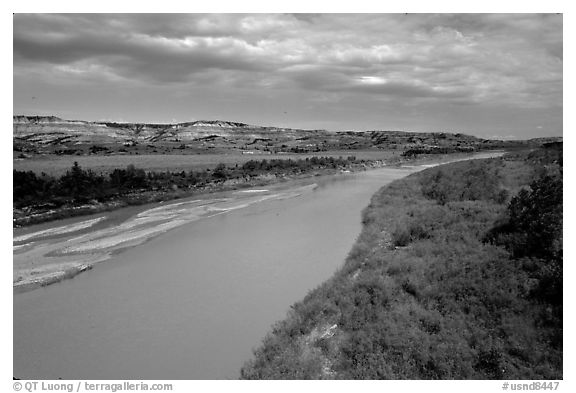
[{"x1": 13, "y1": 152, "x2": 502, "y2": 379}]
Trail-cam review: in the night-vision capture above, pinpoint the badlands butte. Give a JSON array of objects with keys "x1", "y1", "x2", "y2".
[{"x1": 14, "y1": 115, "x2": 550, "y2": 162}]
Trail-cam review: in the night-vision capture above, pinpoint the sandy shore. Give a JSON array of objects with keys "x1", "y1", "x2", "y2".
[{"x1": 13, "y1": 184, "x2": 317, "y2": 293}]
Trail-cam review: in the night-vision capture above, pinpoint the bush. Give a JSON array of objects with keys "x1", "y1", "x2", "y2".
[
  {"x1": 420, "y1": 161, "x2": 505, "y2": 205},
  {"x1": 391, "y1": 227, "x2": 411, "y2": 247},
  {"x1": 485, "y1": 175, "x2": 562, "y2": 260}
]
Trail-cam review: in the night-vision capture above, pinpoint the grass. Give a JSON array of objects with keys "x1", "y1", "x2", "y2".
[
  {"x1": 13, "y1": 149, "x2": 401, "y2": 176},
  {"x1": 240, "y1": 147, "x2": 562, "y2": 380}
]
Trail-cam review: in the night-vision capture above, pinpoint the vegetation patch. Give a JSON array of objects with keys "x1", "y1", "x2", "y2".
[
  {"x1": 241, "y1": 146, "x2": 562, "y2": 379},
  {"x1": 13, "y1": 156, "x2": 361, "y2": 226}
]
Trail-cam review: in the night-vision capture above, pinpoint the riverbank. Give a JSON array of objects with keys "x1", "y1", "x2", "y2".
[
  {"x1": 13, "y1": 157, "x2": 361, "y2": 228},
  {"x1": 13, "y1": 150, "x2": 506, "y2": 228},
  {"x1": 241, "y1": 147, "x2": 562, "y2": 379}
]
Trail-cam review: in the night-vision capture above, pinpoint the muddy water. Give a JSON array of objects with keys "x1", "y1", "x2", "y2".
[{"x1": 13, "y1": 152, "x2": 503, "y2": 379}]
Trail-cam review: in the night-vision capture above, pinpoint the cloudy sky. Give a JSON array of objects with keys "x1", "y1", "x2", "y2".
[{"x1": 13, "y1": 13, "x2": 562, "y2": 138}]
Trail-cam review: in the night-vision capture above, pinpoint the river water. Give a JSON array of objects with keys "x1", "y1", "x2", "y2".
[{"x1": 13, "y1": 153, "x2": 502, "y2": 379}]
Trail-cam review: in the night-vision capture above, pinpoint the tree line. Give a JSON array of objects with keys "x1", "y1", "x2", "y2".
[{"x1": 14, "y1": 156, "x2": 358, "y2": 210}]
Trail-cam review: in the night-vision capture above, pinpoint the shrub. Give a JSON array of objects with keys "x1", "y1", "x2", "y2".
[
  {"x1": 391, "y1": 227, "x2": 411, "y2": 247},
  {"x1": 485, "y1": 175, "x2": 562, "y2": 261}
]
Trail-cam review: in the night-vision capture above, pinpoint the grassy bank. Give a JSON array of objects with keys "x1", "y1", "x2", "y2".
[{"x1": 240, "y1": 146, "x2": 562, "y2": 379}]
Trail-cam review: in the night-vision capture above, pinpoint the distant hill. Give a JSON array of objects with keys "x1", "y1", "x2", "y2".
[{"x1": 13, "y1": 115, "x2": 554, "y2": 156}]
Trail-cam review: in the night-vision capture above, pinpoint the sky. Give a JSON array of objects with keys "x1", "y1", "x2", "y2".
[{"x1": 13, "y1": 13, "x2": 563, "y2": 139}]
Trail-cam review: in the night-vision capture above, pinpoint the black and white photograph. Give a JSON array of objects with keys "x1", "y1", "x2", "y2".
[{"x1": 10, "y1": 6, "x2": 565, "y2": 387}]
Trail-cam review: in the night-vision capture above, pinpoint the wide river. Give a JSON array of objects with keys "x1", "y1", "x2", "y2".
[{"x1": 13, "y1": 152, "x2": 502, "y2": 379}]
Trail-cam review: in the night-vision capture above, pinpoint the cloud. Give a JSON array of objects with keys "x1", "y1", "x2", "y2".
[
  {"x1": 14, "y1": 14, "x2": 562, "y2": 95},
  {"x1": 13, "y1": 13, "x2": 562, "y2": 134}
]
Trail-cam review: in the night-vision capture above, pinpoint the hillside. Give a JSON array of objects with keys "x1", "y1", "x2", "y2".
[
  {"x1": 13, "y1": 115, "x2": 538, "y2": 157},
  {"x1": 241, "y1": 145, "x2": 563, "y2": 379}
]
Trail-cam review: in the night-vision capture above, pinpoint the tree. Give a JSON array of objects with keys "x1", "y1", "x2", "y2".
[{"x1": 212, "y1": 163, "x2": 228, "y2": 181}]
